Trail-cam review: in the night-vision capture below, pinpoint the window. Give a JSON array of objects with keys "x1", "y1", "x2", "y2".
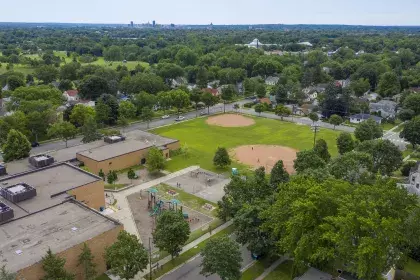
[
  {"x1": 413, "y1": 176, "x2": 416, "y2": 182},
  {"x1": 417, "y1": 183, "x2": 419, "y2": 189}
]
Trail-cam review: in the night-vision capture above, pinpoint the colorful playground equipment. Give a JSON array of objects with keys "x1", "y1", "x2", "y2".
[{"x1": 147, "y1": 187, "x2": 189, "y2": 218}]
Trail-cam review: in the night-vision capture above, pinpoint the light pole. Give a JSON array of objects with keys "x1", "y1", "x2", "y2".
[{"x1": 311, "y1": 122, "x2": 321, "y2": 147}]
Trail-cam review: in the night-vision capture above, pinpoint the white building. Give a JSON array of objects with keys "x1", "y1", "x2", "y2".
[
  {"x1": 63, "y1": 90, "x2": 80, "y2": 102},
  {"x1": 265, "y1": 76, "x2": 279, "y2": 86},
  {"x1": 349, "y1": 113, "x2": 382, "y2": 124},
  {"x1": 405, "y1": 162, "x2": 420, "y2": 195}
]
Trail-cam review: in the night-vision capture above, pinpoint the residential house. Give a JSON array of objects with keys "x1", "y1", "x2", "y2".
[
  {"x1": 355, "y1": 50, "x2": 365, "y2": 56},
  {"x1": 207, "y1": 80, "x2": 220, "y2": 88},
  {"x1": 259, "y1": 98, "x2": 271, "y2": 106},
  {"x1": 202, "y1": 88, "x2": 220, "y2": 97},
  {"x1": 63, "y1": 90, "x2": 80, "y2": 102},
  {"x1": 322, "y1": 67, "x2": 331, "y2": 74},
  {"x1": 392, "y1": 93, "x2": 402, "y2": 103},
  {"x1": 78, "y1": 100, "x2": 96, "y2": 108},
  {"x1": 265, "y1": 76, "x2": 279, "y2": 86},
  {"x1": 264, "y1": 50, "x2": 284, "y2": 56},
  {"x1": 361, "y1": 91, "x2": 379, "y2": 102},
  {"x1": 349, "y1": 113, "x2": 382, "y2": 124},
  {"x1": 369, "y1": 100, "x2": 397, "y2": 118},
  {"x1": 303, "y1": 90, "x2": 319, "y2": 103},
  {"x1": 404, "y1": 162, "x2": 420, "y2": 195},
  {"x1": 170, "y1": 77, "x2": 187, "y2": 88},
  {"x1": 409, "y1": 87, "x2": 420, "y2": 93},
  {"x1": 187, "y1": 84, "x2": 197, "y2": 91},
  {"x1": 335, "y1": 78, "x2": 351, "y2": 88}
]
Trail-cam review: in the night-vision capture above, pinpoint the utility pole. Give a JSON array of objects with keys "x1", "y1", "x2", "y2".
[
  {"x1": 149, "y1": 237, "x2": 152, "y2": 280},
  {"x1": 311, "y1": 122, "x2": 321, "y2": 147}
]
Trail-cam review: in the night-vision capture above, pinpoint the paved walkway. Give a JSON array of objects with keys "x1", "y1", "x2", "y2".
[
  {"x1": 255, "y1": 257, "x2": 287, "y2": 280},
  {"x1": 106, "y1": 166, "x2": 200, "y2": 240},
  {"x1": 107, "y1": 220, "x2": 234, "y2": 280}
]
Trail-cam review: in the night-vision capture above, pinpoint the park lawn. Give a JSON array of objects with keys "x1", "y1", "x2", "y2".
[
  {"x1": 152, "y1": 116, "x2": 341, "y2": 173},
  {"x1": 404, "y1": 258, "x2": 420, "y2": 277},
  {"x1": 241, "y1": 258, "x2": 275, "y2": 280},
  {"x1": 104, "y1": 184, "x2": 128, "y2": 190},
  {"x1": 156, "y1": 183, "x2": 218, "y2": 217},
  {"x1": 0, "y1": 64, "x2": 36, "y2": 75},
  {"x1": 85, "y1": 57, "x2": 149, "y2": 70},
  {"x1": 264, "y1": 260, "x2": 294, "y2": 280}
]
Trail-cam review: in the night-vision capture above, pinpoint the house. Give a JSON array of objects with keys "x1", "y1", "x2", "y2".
[
  {"x1": 404, "y1": 162, "x2": 420, "y2": 195},
  {"x1": 265, "y1": 76, "x2": 279, "y2": 86},
  {"x1": 350, "y1": 113, "x2": 382, "y2": 124},
  {"x1": 322, "y1": 67, "x2": 331, "y2": 74},
  {"x1": 187, "y1": 84, "x2": 197, "y2": 91},
  {"x1": 78, "y1": 100, "x2": 95, "y2": 108},
  {"x1": 207, "y1": 80, "x2": 220, "y2": 88},
  {"x1": 362, "y1": 91, "x2": 379, "y2": 102},
  {"x1": 369, "y1": 100, "x2": 397, "y2": 118},
  {"x1": 171, "y1": 77, "x2": 187, "y2": 88},
  {"x1": 259, "y1": 98, "x2": 271, "y2": 105},
  {"x1": 335, "y1": 78, "x2": 351, "y2": 88},
  {"x1": 409, "y1": 87, "x2": 420, "y2": 93},
  {"x1": 298, "y1": 42, "x2": 313, "y2": 47},
  {"x1": 63, "y1": 90, "x2": 80, "y2": 102},
  {"x1": 202, "y1": 88, "x2": 220, "y2": 97},
  {"x1": 355, "y1": 50, "x2": 365, "y2": 56}
]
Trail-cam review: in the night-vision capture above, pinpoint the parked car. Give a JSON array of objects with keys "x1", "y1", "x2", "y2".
[
  {"x1": 31, "y1": 142, "x2": 40, "y2": 147},
  {"x1": 175, "y1": 116, "x2": 185, "y2": 121},
  {"x1": 161, "y1": 115, "x2": 170, "y2": 119},
  {"x1": 200, "y1": 111, "x2": 207, "y2": 116}
]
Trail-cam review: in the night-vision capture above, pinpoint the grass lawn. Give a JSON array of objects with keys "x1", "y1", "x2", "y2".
[
  {"x1": 264, "y1": 260, "x2": 294, "y2": 280},
  {"x1": 151, "y1": 224, "x2": 235, "y2": 279},
  {"x1": 95, "y1": 274, "x2": 111, "y2": 280},
  {"x1": 241, "y1": 258, "x2": 275, "y2": 280},
  {"x1": 104, "y1": 184, "x2": 127, "y2": 190},
  {"x1": 156, "y1": 183, "x2": 218, "y2": 217},
  {"x1": 152, "y1": 116, "x2": 341, "y2": 173},
  {"x1": 85, "y1": 57, "x2": 149, "y2": 70},
  {"x1": 0, "y1": 64, "x2": 36, "y2": 75},
  {"x1": 404, "y1": 258, "x2": 420, "y2": 277}
]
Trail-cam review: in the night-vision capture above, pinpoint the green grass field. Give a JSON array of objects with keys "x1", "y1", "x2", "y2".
[
  {"x1": 264, "y1": 260, "x2": 294, "y2": 280},
  {"x1": 152, "y1": 116, "x2": 341, "y2": 173},
  {"x1": 404, "y1": 258, "x2": 420, "y2": 277}
]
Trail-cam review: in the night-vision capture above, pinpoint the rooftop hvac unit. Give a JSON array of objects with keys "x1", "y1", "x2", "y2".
[
  {"x1": 0, "y1": 183, "x2": 37, "y2": 203},
  {"x1": 0, "y1": 202, "x2": 14, "y2": 222},
  {"x1": 28, "y1": 155, "x2": 54, "y2": 168},
  {"x1": 104, "y1": 135, "x2": 126, "y2": 144}
]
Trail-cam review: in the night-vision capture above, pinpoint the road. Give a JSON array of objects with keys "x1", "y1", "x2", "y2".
[{"x1": 160, "y1": 239, "x2": 253, "y2": 280}]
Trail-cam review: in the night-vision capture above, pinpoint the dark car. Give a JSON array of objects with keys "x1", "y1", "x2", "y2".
[{"x1": 31, "y1": 142, "x2": 40, "y2": 148}]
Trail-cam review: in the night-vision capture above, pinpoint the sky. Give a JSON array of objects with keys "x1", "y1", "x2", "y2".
[{"x1": 2, "y1": 0, "x2": 420, "y2": 26}]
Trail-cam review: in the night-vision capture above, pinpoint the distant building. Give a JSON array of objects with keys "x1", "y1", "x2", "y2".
[
  {"x1": 202, "y1": 87, "x2": 220, "y2": 97},
  {"x1": 369, "y1": 100, "x2": 397, "y2": 118},
  {"x1": 404, "y1": 162, "x2": 420, "y2": 195},
  {"x1": 152, "y1": 20, "x2": 156, "y2": 27},
  {"x1": 361, "y1": 91, "x2": 380, "y2": 102},
  {"x1": 265, "y1": 76, "x2": 279, "y2": 86},
  {"x1": 298, "y1": 42, "x2": 313, "y2": 47},
  {"x1": 63, "y1": 89, "x2": 80, "y2": 102},
  {"x1": 349, "y1": 113, "x2": 382, "y2": 124},
  {"x1": 130, "y1": 21, "x2": 134, "y2": 27},
  {"x1": 335, "y1": 78, "x2": 351, "y2": 88}
]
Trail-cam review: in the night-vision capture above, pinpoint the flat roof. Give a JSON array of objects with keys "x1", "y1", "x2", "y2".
[
  {"x1": 0, "y1": 163, "x2": 101, "y2": 220},
  {"x1": 77, "y1": 140, "x2": 153, "y2": 161},
  {"x1": 0, "y1": 199, "x2": 120, "y2": 273}
]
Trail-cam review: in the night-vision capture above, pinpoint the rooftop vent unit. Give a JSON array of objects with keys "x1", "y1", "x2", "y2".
[
  {"x1": 0, "y1": 165, "x2": 6, "y2": 176},
  {"x1": 0, "y1": 183, "x2": 37, "y2": 203},
  {"x1": 0, "y1": 202, "x2": 14, "y2": 222},
  {"x1": 104, "y1": 135, "x2": 126, "y2": 144},
  {"x1": 29, "y1": 154, "x2": 55, "y2": 168}
]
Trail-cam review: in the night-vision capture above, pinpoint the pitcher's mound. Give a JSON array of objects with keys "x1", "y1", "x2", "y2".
[
  {"x1": 232, "y1": 145, "x2": 297, "y2": 174},
  {"x1": 206, "y1": 114, "x2": 255, "y2": 127}
]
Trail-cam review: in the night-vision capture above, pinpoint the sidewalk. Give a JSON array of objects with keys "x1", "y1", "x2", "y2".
[
  {"x1": 107, "y1": 166, "x2": 200, "y2": 239},
  {"x1": 107, "y1": 220, "x2": 234, "y2": 280}
]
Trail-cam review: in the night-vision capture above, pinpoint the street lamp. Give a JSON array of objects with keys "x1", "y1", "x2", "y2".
[{"x1": 311, "y1": 122, "x2": 321, "y2": 147}]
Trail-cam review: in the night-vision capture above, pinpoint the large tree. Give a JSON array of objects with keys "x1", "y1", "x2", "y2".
[
  {"x1": 328, "y1": 151, "x2": 373, "y2": 184},
  {"x1": 105, "y1": 231, "x2": 148, "y2": 280},
  {"x1": 221, "y1": 85, "x2": 236, "y2": 113},
  {"x1": 377, "y1": 72, "x2": 401, "y2": 97},
  {"x1": 213, "y1": 147, "x2": 231, "y2": 168},
  {"x1": 70, "y1": 104, "x2": 95, "y2": 127},
  {"x1": 118, "y1": 100, "x2": 136, "y2": 120},
  {"x1": 313, "y1": 139, "x2": 331, "y2": 162},
  {"x1": 81, "y1": 117, "x2": 102, "y2": 143},
  {"x1": 270, "y1": 160, "x2": 289, "y2": 187},
  {"x1": 27, "y1": 111, "x2": 49, "y2": 142},
  {"x1": 120, "y1": 73, "x2": 166, "y2": 95},
  {"x1": 47, "y1": 121, "x2": 77, "y2": 148},
  {"x1": 293, "y1": 150, "x2": 326, "y2": 173},
  {"x1": 336, "y1": 132, "x2": 355, "y2": 154},
  {"x1": 35, "y1": 65, "x2": 59, "y2": 84},
  {"x1": 146, "y1": 147, "x2": 166, "y2": 173},
  {"x1": 403, "y1": 93, "x2": 420, "y2": 116},
  {"x1": 201, "y1": 92, "x2": 218, "y2": 114},
  {"x1": 350, "y1": 78, "x2": 370, "y2": 96},
  {"x1": 153, "y1": 210, "x2": 190, "y2": 258},
  {"x1": 79, "y1": 75, "x2": 110, "y2": 100},
  {"x1": 274, "y1": 104, "x2": 292, "y2": 121},
  {"x1": 141, "y1": 107, "x2": 154, "y2": 128},
  {"x1": 97, "y1": 94, "x2": 119, "y2": 125},
  {"x1": 200, "y1": 236, "x2": 242, "y2": 280},
  {"x1": 2, "y1": 129, "x2": 31, "y2": 162},
  {"x1": 400, "y1": 116, "x2": 420, "y2": 148},
  {"x1": 329, "y1": 114, "x2": 343, "y2": 129},
  {"x1": 170, "y1": 89, "x2": 190, "y2": 117},
  {"x1": 77, "y1": 243, "x2": 97, "y2": 280},
  {"x1": 354, "y1": 118, "x2": 383, "y2": 142},
  {"x1": 41, "y1": 248, "x2": 75, "y2": 280}
]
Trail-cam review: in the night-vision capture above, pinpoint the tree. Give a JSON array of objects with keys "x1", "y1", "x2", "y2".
[
  {"x1": 170, "y1": 89, "x2": 190, "y2": 117},
  {"x1": 118, "y1": 100, "x2": 136, "y2": 120},
  {"x1": 350, "y1": 78, "x2": 371, "y2": 96},
  {"x1": 141, "y1": 107, "x2": 154, "y2": 129},
  {"x1": 356, "y1": 139, "x2": 403, "y2": 175},
  {"x1": 107, "y1": 170, "x2": 118, "y2": 186},
  {"x1": 27, "y1": 111, "x2": 48, "y2": 142},
  {"x1": 201, "y1": 92, "x2": 218, "y2": 114},
  {"x1": 270, "y1": 160, "x2": 289, "y2": 187},
  {"x1": 0, "y1": 265, "x2": 16, "y2": 280},
  {"x1": 400, "y1": 116, "x2": 420, "y2": 148},
  {"x1": 97, "y1": 94, "x2": 119, "y2": 125},
  {"x1": 336, "y1": 132, "x2": 355, "y2": 154},
  {"x1": 403, "y1": 93, "x2": 420, "y2": 116},
  {"x1": 10, "y1": 86, "x2": 63, "y2": 106},
  {"x1": 78, "y1": 243, "x2": 97, "y2": 280},
  {"x1": 377, "y1": 72, "x2": 401, "y2": 97},
  {"x1": 105, "y1": 230, "x2": 148, "y2": 280},
  {"x1": 329, "y1": 114, "x2": 343, "y2": 129},
  {"x1": 60, "y1": 62, "x2": 80, "y2": 80},
  {"x1": 70, "y1": 105, "x2": 95, "y2": 127},
  {"x1": 213, "y1": 147, "x2": 231, "y2": 168},
  {"x1": 42, "y1": 248, "x2": 75, "y2": 280},
  {"x1": 200, "y1": 236, "x2": 242, "y2": 280},
  {"x1": 176, "y1": 47, "x2": 198, "y2": 67},
  {"x1": 2, "y1": 129, "x2": 31, "y2": 162},
  {"x1": 79, "y1": 75, "x2": 110, "y2": 100},
  {"x1": 233, "y1": 103, "x2": 240, "y2": 112},
  {"x1": 147, "y1": 147, "x2": 166, "y2": 173},
  {"x1": 274, "y1": 104, "x2": 292, "y2": 120},
  {"x1": 354, "y1": 118, "x2": 383, "y2": 142},
  {"x1": 308, "y1": 112, "x2": 319, "y2": 123},
  {"x1": 255, "y1": 83, "x2": 266, "y2": 98},
  {"x1": 7, "y1": 75, "x2": 25, "y2": 91},
  {"x1": 47, "y1": 121, "x2": 77, "y2": 148},
  {"x1": 401, "y1": 161, "x2": 417, "y2": 177},
  {"x1": 398, "y1": 109, "x2": 415, "y2": 121},
  {"x1": 221, "y1": 85, "x2": 236, "y2": 113},
  {"x1": 35, "y1": 65, "x2": 59, "y2": 84},
  {"x1": 190, "y1": 90, "x2": 201, "y2": 116},
  {"x1": 81, "y1": 117, "x2": 102, "y2": 143},
  {"x1": 58, "y1": 79, "x2": 73, "y2": 92},
  {"x1": 254, "y1": 103, "x2": 264, "y2": 115},
  {"x1": 104, "y1": 46, "x2": 123, "y2": 61},
  {"x1": 95, "y1": 100, "x2": 111, "y2": 125},
  {"x1": 153, "y1": 210, "x2": 190, "y2": 258},
  {"x1": 328, "y1": 151, "x2": 373, "y2": 184},
  {"x1": 158, "y1": 91, "x2": 174, "y2": 114},
  {"x1": 313, "y1": 139, "x2": 331, "y2": 162},
  {"x1": 133, "y1": 92, "x2": 157, "y2": 113},
  {"x1": 127, "y1": 168, "x2": 136, "y2": 183},
  {"x1": 120, "y1": 73, "x2": 166, "y2": 95},
  {"x1": 293, "y1": 150, "x2": 326, "y2": 173}
]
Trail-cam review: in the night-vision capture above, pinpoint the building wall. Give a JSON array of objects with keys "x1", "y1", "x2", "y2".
[
  {"x1": 166, "y1": 141, "x2": 180, "y2": 153},
  {"x1": 68, "y1": 180, "x2": 105, "y2": 211},
  {"x1": 17, "y1": 224, "x2": 123, "y2": 280}
]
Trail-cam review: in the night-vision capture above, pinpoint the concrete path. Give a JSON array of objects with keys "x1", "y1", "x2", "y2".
[
  {"x1": 106, "y1": 166, "x2": 200, "y2": 240},
  {"x1": 107, "y1": 220, "x2": 233, "y2": 280},
  {"x1": 255, "y1": 257, "x2": 287, "y2": 280}
]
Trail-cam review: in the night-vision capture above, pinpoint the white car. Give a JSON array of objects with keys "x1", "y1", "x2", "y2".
[
  {"x1": 175, "y1": 116, "x2": 185, "y2": 121},
  {"x1": 161, "y1": 115, "x2": 170, "y2": 119}
]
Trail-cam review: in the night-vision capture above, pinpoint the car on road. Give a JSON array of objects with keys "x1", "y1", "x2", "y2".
[
  {"x1": 161, "y1": 115, "x2": 170, "y2": 119},
  {"x1": 175, "y1": 116, "x2": 185, "y2": 121},
  {"x1": 31, "y1": 142, "x2": 40, "y2": 147},
  {"x1": 200, "y1": 111, "x2": 207, "y2": 116}
]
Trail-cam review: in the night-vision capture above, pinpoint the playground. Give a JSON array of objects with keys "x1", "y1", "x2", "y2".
[
  {"x1": 206, "y1": 114, "x2": 255, "y2": 127},
  {"x1": 231, "y1": 145, "x2": 298, "y2": 173},
  {"x1": 127, "y1": 186, "x2": 213, "y2": 251},
  {"x1": 164, "y1": 168, "x2": 229, "y2": 203}
]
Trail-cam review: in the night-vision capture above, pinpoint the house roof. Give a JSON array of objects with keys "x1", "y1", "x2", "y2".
[
  {"x1": 350, "y1": 113, "x2": 382, "y2": 121},
  {"x1": 202, "y1": 88, "x2": 219, "y2": 96},
  {"x1": 260, "y1": 98, "x2": 271, "y2": 105},
  {"x1": 64, "y1": 90, "x2": 79, "y2": 97},
  {"x1": 369, "y1": 100, "x2": 397, "y2": 113}
]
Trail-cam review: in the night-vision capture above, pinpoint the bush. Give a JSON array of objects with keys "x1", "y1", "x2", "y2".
[
  {"x1": 401, "y1": 161, "x2": 416, "y2": 176},
  {"x1": 243, "y1": 102, "x2": 254, "y2": 108}
]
